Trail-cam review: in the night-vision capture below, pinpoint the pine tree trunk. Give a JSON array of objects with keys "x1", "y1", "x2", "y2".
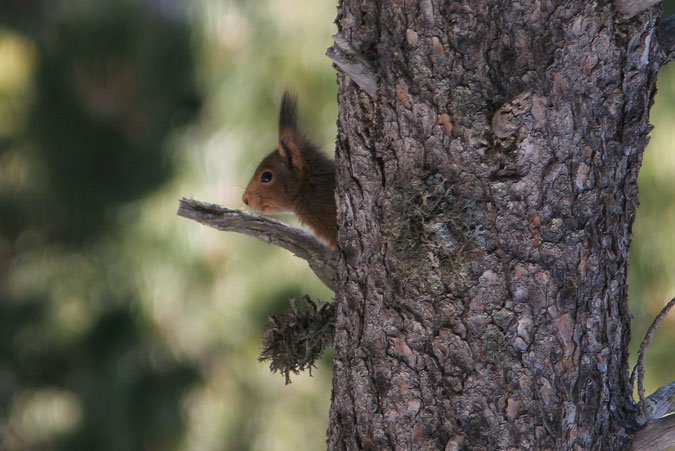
[{"x1": 329, "y1": 1, "x2": 662, "y2": 449}]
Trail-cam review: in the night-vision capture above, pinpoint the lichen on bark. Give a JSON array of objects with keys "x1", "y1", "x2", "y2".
[{"x1": 381, "y1": 169, "x2": 483, "y2": 293}]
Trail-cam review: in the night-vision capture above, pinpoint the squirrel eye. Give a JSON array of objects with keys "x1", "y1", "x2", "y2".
[{"x1": 261, "y1": 171, "x2": 273, "y2": 183}]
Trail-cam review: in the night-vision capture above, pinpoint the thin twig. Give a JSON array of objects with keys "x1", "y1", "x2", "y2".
[
  {"x1": 631, "y1": 296, "x2": 675, "y2": 420},
  {"x1": 177, "y1": 198, "x2": 337, "y2": 291}
]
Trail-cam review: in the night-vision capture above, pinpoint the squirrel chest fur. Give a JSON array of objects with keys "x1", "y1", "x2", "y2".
[{"x1": 242, "y1": 93, "x2": 337, "y2": 248}]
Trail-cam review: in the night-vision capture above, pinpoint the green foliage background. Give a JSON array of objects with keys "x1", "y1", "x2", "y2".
[{"x1": 0, "y1": 1, "x2": 672, "y2": 449}]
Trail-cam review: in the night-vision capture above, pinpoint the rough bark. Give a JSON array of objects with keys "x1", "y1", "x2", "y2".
[
  {"x1": 658, "y1": 14, "x2": 675, "y2": 63},
  {"x1": 329, "y1": 1, "x2": 662, "y2": 450}
]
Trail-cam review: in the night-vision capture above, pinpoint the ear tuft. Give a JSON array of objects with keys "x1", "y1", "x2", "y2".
[
  {"x1": 279, "y1": 91, "x2": 298, "y2": 132},
  {"x1": 277, "y1": 92, "x2": 305, "y2": 173}
]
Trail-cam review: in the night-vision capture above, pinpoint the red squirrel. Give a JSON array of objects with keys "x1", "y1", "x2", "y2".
[{"x1": 242, "y1": 93, "x2": 337, "y2": 248}]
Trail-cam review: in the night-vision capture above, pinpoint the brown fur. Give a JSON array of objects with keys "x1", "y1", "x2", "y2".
[{"x1": 242, "y1": 93, "x2": 337, "y2": 248}]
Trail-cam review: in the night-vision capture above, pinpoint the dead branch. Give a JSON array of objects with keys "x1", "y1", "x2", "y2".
[
  {"x1": 643, "y1": 382, "x2": 675, "y2": 421},
  {"x1": 177, "y1": 198, "x2": 337, "y2": 291},
  {"x1": 631, "y1": 414, "x2": 675, "y2": 451},
  {"x1": 326, "y1": 32, "x2": 377, "y2": 97},
  {"x1": 614, "y1": 0, "x2": 660, "y2": 19}
]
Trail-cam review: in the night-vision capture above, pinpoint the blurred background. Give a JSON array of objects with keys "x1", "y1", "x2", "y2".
[{"x1": 0, "y1": 1, "x2": 673, "y2": 450}]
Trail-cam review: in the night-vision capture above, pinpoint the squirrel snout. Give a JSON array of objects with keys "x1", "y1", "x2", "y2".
[{"x1": 242, "y1": 194, "x2": 249, "y2": 206}]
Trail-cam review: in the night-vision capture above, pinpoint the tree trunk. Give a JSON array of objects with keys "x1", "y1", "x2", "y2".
[{"x1": 329, "y1": 1, "x2": 662, "y2": 449}]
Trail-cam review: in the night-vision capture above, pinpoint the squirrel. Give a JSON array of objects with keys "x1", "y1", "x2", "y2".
[{"x1": 242, "y1": 92, "x2": 337, "y2": 248}]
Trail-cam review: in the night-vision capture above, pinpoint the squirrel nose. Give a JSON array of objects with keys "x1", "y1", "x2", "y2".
[{"x1": 243, "y1": 194, "x2": 249, "y2": 206}]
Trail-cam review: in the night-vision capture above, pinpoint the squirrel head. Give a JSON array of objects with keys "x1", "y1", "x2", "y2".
[{"x1": 242, "y1": 93, "x2": 307, "y2": 214}]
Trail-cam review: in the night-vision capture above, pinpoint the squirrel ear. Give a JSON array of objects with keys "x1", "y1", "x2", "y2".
[
  {"x1": 279, "y1": 131, "x2": 305, "y2": 172},
  {"x1": 278, "y1": 92, "x2": 304, "y2": 172}
]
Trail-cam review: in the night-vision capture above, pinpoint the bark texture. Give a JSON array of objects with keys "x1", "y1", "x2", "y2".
[{"x1": 329, "y1": 1, "x2": 662, "y2": 450}]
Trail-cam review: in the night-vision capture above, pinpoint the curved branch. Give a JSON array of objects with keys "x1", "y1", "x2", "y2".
[
  {"x1": 631, "y1": 296, "x2": 675, "y2": 421},
  {"x1": 177, "y1": 198, "x2": 337, "y2": 291}
]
